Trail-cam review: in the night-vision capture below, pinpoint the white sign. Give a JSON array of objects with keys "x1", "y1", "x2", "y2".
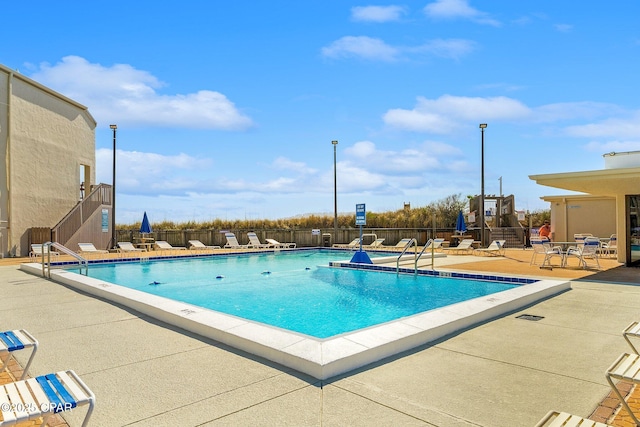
[{"x1": 311, "y1": 229, "x2": 321, "y2": 235}]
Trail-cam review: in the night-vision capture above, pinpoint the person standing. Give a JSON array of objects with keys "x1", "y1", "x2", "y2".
[{"x1": 539, "y1": 220, "x2": 552, "y2": 240}]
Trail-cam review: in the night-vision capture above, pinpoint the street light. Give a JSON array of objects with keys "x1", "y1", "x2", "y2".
[
  {"x1": 479, "y1": 123, "x2": 487, "y2": 248},
  {"x1": 332, "y1": 140, "x2": 338, "y2": 237},
  {"x1": 110, "y1": 124, "x2": 117, "y2": 250}
]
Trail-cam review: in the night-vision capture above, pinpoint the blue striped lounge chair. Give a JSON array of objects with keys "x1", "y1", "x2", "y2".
[{"x1": 0, "y1": 370, "x2": 95, "y2": 426}]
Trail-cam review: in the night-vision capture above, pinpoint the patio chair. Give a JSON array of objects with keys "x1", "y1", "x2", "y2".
[
  {"x1": 0, "y1": 329, "x2": 38, "y2": 380},
  {"x1": 563, "y1": 236, "x2": 601, "y2": 269},
  {"x1": 224, "y1": 232, "x2": 251, "y2": 249},
  {"x1": 29, "y1": 244, "x2": 60, "y2": 261},
  {"x1": 117, "y1": 241, "x2": 146, "y2": 253},
  {"x1": 154, "y1": 240, "x2": 187, "y2": 253},
  {"x1": 264, "y1": 238, "x2": 296, "y2": 248},
  {"x1": 442, "y1": 238, "x2": 474, "y2": 254},
  {"x1": 601, "y1": 234, "x2": 617, "y2": 258},
  {"x1": 246, "y1": 232, "x2": 270, "y2": 248},
  {"x1": 540, "y1": 243, "x2": 565, "y2": 269},
  {"x1": 77, "y1": 243, "x2": 109, "y2": 258},
  {"x1": 187, "y1": 240, "x2": 221, "y2": 251},
  {"x1": 534, "y1": 410, "x2": 611, "y2": 427},
  {"x1": 473, "y1": 240, "x2": 506, "y2": 256},
  {"x1": 0, "y1": 369, "x2": 95, "y2": 427},
  {"x1": 530, "y1": 237, "x2": 552, "y2": 265}
]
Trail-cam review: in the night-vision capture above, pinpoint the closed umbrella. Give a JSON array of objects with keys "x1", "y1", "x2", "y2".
[
  {"x1": 140, "y1": 211, "x2": 152, "y2": 235},
  {"x1": 455, "y1": 210, "x2": 467, "y2": 235}
]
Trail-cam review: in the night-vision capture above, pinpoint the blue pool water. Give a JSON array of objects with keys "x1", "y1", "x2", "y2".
[{"x1": 80, "y1": 250, "x2": 519, "y2": 338}]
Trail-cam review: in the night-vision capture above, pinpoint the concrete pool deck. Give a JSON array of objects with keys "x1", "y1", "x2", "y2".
[{"x1": 1, "y1": 249, "x2": 639, "y2": 426}]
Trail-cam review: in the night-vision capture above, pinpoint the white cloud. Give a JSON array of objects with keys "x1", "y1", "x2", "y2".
[
  {"x1": 351, "y1": 5, "x2": 406, "y2": 22},
  {"x1": 271, "y1": 157, "x2": 318, "y2": 174},
  {"x1": 30, "y1": 56, "x2": 253, "y2": 130},
  {"x1": 96, "y1": 148, "x2": 213, "y2": 195},
  {"x1": 383, "y1": 95, "x2": 530, "y2": 132},
  {"x1": 321, "y1": 36, "x2": 399, "y2": 61},
  {"x1": 322, "y1": 36, "x2": 475, "y2": 62},
  {"x1": 424, "y1": 0, "x2": 500, "y2": 26},
  {"x1": 565, "y1": 113, "x2": 640, "y2": 139},
  {"x1": 410, "y1": 38, "x2": 476, "y2": 60}
]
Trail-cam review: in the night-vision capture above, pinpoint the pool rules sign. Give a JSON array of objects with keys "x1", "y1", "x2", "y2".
[
  {"x1": 355, "y1": 203, "x2": 366, "y2": 226},
  {"x1": 351, "y1": 204, "x2": 373, "y2": 264}
]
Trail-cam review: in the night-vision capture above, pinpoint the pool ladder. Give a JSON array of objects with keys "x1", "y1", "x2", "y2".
[
  {"x1": 41, "y1": 242, "x2": 88, "y2": 278},
  {"x1": 396, "y1": 238, "x2": 437, "y2": 275}
]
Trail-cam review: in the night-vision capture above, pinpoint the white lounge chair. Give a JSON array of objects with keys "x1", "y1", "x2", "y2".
[
  {"x1": 563, "y1": 236, "x2": 601, "y2": 269},
  {"x1": 0, "y1": 329, "x2": 38, "y2": 380},
  {"x1": 0, "y1": 369, "x2": 95, "y2": 427},
  {"x1": 187, "y1": 240, "x2": 221, "y2": 251},
  {"x1": 224, "y1": 232, "x2": 250, "y2": 249},
  {"x1": 117, "y1": 241, "x2": 146, "y2": 253},
  {"x1": 442, "y1": 238, "x2": 474, "y2": 254},
  {"x1": 534, "y1": 410, "x2": 611, "y2": 427},
  {"x1": 246, "y1": 232, "x2": 270, "y2": 248},
  {"x1": 77, "y1": 243, "x2": 109, "y2": 259},
  {"x1": 29, "y1": 244, "x2": 60, "y2": 261},
  {"x1": 423, "y1": 238, "x2": 445, "y2": 251},
  {"x1": 393, "y1": 238, "x2": 413, "y2": 248},
  {"x1": 365, "y1": 238, "x2": 386, "y2": 248},
  {"x1": 332, "y1": 238, "x2": 360, "y2": 249},
  {"x1": 154, "y1": 240, "x2": 187, "y2": 253},
  {"x1": 264, "y1": 238, "x2": 296, "y2": 248},
  {"x1": 474, "y1": 240, "x2": 506, "y2": 256}
]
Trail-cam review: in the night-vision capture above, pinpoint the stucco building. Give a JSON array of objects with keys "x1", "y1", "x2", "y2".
[
  {"x1": 530, "y1": 151, "x2": 640, "y2": 266},
  {"x1": 1, "y1": 64, "x2": 102, "y2": 257}
]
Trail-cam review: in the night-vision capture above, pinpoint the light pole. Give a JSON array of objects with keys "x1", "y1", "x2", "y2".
[
  {"x1": 332, "y1": 140, "x2": 338, "y2": 238},
  {"x1": 110, "y1": 124, "x2": 117, "y2": 250},
  {"x1": 479, "y1": 123, "x2": 487, "y2": 248}
]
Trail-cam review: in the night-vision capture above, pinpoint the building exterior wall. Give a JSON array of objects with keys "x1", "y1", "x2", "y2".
[
  {"x1": 543, "y1": 195, "x2": 616, "y2": 242},
  {"x1": 0, "y1": 65, "x2": 96, "y2": 256},
  {"x1": 0, "y1": 72, "x2": 8, "y2": 257}
]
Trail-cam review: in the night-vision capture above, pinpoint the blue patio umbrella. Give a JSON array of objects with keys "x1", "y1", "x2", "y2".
[
  {"x1": 455, "y1": 210, "x2": 467, "y2": 234},
  {"x1": 140, "y1": 211, "x2": 152, "y2": 234}
]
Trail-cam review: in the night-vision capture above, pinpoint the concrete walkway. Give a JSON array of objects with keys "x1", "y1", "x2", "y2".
[{"x1": 1, "y1": 250, "x2": 639, "y2": 426}]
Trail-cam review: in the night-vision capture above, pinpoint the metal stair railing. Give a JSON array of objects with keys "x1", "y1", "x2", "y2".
[
  {"x1": 396, "y1": 238, "x2": 417, "y2": 274},
  {"x1": 396, "y1": 239, "x2": 439, "y2": 275},
  {"x1": 41, "y1": 242, "x2": 88, "y2": 277}
]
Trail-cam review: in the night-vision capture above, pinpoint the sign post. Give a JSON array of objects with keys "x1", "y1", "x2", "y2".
[{"x1": 350, "y1": 203, "x2": 372, "y2": 264}]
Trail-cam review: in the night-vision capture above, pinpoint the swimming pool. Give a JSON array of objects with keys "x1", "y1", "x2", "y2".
[
  {"x1": 21, "y1": 249, "x2": 571, "y2": 379},
  {"x1": 79, "y1": 250, "x2": 519, "y2": 338}
]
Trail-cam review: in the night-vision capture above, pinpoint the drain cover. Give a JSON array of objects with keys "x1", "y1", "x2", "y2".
[{"x1": 516, "y1": 314, "x2": 545, "y2": 321}]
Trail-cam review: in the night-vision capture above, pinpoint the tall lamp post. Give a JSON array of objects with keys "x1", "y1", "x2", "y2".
[
  {"x1": 479, "y1": 123, "x2": 487, "y2": 248},
  {"x1": 332, "y1": 140, "x2": 338, "y2": 238},
  {"x1": 110, "y1": 124, "x2": 117, "y2": 250}
]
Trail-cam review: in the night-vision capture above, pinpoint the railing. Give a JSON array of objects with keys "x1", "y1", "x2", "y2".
[
  {"x1": 51, "y1": 184, "x2": 112, "y2": 246},
  {"x1": 396, "y1": 238, "x2": 417, "y2": 274},
  {"x1": 396, "y1": 238, "x2": 440, "y2": 275},
  {"x1": 41, "y1": 242, "x2": 88, "y2": 277}
]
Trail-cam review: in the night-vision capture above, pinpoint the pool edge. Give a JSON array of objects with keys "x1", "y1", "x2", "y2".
[{"x1": 20, "y1": 262, "x2": 570, "y2": 380}]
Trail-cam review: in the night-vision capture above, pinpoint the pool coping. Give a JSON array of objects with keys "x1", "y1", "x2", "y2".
[{"x1": 20, "y1": 260, "x2": 570, "y2": 380}]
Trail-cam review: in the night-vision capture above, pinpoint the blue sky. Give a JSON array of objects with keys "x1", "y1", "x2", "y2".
[{"x1": 3, "y1": 1, "x2": 640, "y2": 224}]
